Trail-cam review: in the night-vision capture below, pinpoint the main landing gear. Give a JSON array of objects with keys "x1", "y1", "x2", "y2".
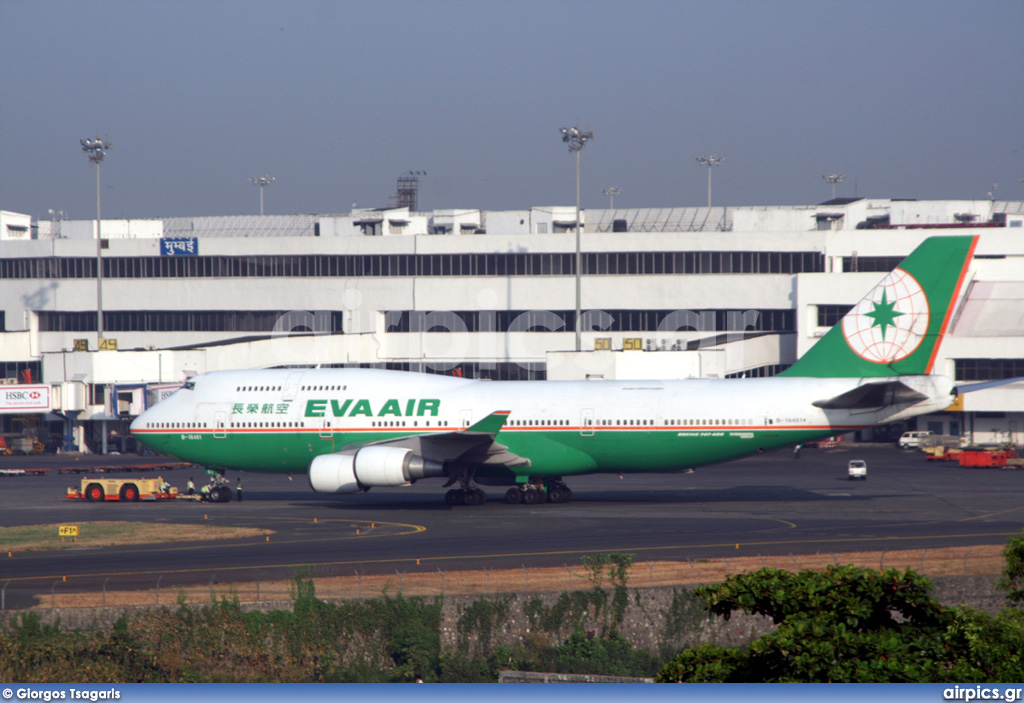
[
  {"x1": 443, "y1": 474, "x2": 573, "y2": 507},
  {"x1": 445, "y1": 487, "x2": 487, "y2": 506},
  {"x1": 444, "y1": 467, "x2": 487, "y2": 506},
  {"x1": 503, "y1": 478, "x2": 572, "y2": 505}
]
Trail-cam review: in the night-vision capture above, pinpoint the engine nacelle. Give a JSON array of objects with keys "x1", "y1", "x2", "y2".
[
  {"x1": 353, "y1": 446, "x2": 417, "y2": 488},
  {"x1": 308, "y1": 452, "x2": 360, "y2": 494},
  {"x1": 308, "y1": 446, "x2": 444, "y2": 494}
]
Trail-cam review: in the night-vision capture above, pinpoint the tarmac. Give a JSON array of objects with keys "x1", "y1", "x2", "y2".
[{"x1": 2, "y1": 444, "x2": 1023, "y2": 609}]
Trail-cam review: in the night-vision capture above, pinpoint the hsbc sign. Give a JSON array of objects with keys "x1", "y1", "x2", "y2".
[{"x1": 1, "y1": 385, "x2": 51, "y2": 413}]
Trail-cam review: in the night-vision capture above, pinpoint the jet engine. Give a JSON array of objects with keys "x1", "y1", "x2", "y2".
[{"x1": 308, "y1": 446, "x2": 445, "y2": 494}]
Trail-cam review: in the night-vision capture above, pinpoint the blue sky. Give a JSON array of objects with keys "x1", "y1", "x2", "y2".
[{"x1": 2, "y1": 0, "x2": 1022, "y2": 220}]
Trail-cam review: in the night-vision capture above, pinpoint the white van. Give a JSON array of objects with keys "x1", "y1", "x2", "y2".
[
  {"x1": 848, "y1": 460, "x2": 867, "y2": 480},
  {"x1": 898, "y1": 431, "x2": 933, "y2": 449}
]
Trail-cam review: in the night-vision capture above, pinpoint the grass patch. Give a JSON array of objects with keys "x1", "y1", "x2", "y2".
[{"x1": 0, "y1": 521, "x2": 271, "y2": 552}]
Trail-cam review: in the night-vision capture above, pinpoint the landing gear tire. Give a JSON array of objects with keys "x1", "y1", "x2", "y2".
[
  {"x1": 463, "y1": 489, "x2": 486, "y2": 506},
  {"x1": 523, "y1": 488, "x2": 543, "y2": 505},
  {"x1": 505, "y1": 488, "x2": 522, "y2": 504},
  {"x1": 548, "y1": 486, "x2": 569, "y2": 504},
  {"x1": 210, "y1": 486, "x2": 232, "y2": 503},
  {"x1": 446, "y1": 488, "x2": 487, "y2": 506}
]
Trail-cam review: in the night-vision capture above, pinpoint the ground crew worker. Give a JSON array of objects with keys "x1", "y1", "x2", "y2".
[
  {"x1": 187, "y1": 477, "x2": 195, "y2": 495},
  {"x1": 200, "y1": 483, "x2": 210, "y2": 501},
  {"x1": 236, "y1": 478, "x2": 243, "y2": 502}
]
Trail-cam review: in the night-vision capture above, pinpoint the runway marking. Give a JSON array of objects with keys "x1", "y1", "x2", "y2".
[
  {"x1": 853, "y1": 504, "x2": 1024, "y2": 531},
  {"x1": 5, "y1": 518, "x2": 426, "y2": 561},
  {"x1": 958, "y1": 505, "x2": 1024, "y2": 522},
  {"x1": 6, "y1": 529, "x2": 1018, "y2": 584}
]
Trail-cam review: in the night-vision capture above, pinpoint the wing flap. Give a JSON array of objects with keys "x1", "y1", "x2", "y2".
[{"x1": 352, "y1": 410, "x2": 530, "y2": 469}]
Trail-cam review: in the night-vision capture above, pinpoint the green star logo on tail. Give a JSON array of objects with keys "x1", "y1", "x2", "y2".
[
  {"x1": 864, "y1": 289, "x2": 905, "y2": 341},
  {"x1": 840, "y1": 267, "x2": 930, "y2": 365}
]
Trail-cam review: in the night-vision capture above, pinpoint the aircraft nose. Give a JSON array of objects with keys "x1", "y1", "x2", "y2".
[{"x1": 129, "y1": 411, "x2": 147, "y2": 435}]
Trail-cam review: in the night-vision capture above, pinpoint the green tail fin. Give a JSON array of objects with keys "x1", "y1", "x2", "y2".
[{"x1": 781, "y1": 235, "x2": 977, "y2": 378}]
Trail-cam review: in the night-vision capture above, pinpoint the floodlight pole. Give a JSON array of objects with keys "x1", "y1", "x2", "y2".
[
  {"x1": 602, "y1": 186, "x2": 621, "y2": 209},
  {"x1": 250, "y1": 175, "x2": 275, "y2": 216},
  {"x1": 81, "y1": 136, "x2": 112, "y2": 340},
  {"x1": 696, "y1": 154, "x2": 724, "y2": 208},
  {"x1": 823, "y1": 172, "x2": 845, "y2": 199},
  {"x1": 561, "y1": 126, "x2": 594, "y2": 352}
]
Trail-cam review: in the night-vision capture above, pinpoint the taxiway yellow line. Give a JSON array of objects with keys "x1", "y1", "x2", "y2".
[{"x1": 6, "y1": 529, "x2": 1018, "y2": 584}]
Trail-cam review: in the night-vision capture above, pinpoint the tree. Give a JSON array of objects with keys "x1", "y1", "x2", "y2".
[
  {"x1": 658, "y1": 565, "x2": 950, "y2": 682},
  {"x1": 997, "y1": 528, "x2": 1024, "y2": 605}
]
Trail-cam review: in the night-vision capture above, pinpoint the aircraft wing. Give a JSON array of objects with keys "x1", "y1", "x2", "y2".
[
  {"x1": 812, "y1": 380, "x2": 930, "y2": 409},
  {"x1": 344, "y1": 410, "x2": 531, "y2": 468}
]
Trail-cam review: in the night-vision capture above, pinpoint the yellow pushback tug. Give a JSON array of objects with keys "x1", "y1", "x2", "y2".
[{"x1": 67, "y1": 476, "x2": 177, "y2": 502}]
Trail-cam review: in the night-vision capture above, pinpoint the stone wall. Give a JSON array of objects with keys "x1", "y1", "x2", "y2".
[{"x1": 2, "y1": 573, "x2": 1008, "y2": 656}]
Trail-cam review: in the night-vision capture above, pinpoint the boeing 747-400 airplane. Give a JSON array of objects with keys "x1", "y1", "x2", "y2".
[{"x1": 131, "y1": 236, "x2": 997, "y2": 505}]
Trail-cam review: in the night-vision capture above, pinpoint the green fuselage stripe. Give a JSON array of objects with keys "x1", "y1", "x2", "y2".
[{"x1": 134, "y1": 424, "x2": 853, "y2": 479}]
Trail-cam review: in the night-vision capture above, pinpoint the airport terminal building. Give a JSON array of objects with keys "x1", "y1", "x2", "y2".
[{"x1": 1, "y1": 198, "x2": 1022, "y2": 453}]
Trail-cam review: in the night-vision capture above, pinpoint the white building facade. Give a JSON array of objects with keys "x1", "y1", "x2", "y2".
[{"x1": 1, "y1": 198, "x2": 1022, "y2": 452}]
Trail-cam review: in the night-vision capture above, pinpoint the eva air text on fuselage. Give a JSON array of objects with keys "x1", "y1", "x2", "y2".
[{"x1": 303, "y1": 398, "x2": 441, "y2": 418}]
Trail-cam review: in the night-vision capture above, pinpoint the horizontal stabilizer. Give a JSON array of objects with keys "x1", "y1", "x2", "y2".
[
  {"x1": 813, "y1": 380, "x2": 929, "y2": 409},
  {"x1": 954, "y1": 377, "x2": 1024, "y2": 395}
]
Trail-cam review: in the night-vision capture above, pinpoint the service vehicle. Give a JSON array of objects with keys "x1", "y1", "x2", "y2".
[
  {"x1": 898, "y1": 431, "x2": 933, "y2": 449},
  {"x1": 0, "y1": 435, "x2": 45, "y2": 455},
  {"x1": 67, "y1": 476, "x2": 177, "y2": 502},
  {"x1": 847, "y1": 459, "x2": 867, "y2": 480},
  {"x1": 924, "y1": 445, "x2": 962, "y2": 462},
  {"x1": 958, "y1": 448, "x2": 1024, "y2": 469}
]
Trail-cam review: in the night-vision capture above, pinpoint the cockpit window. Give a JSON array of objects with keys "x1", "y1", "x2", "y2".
[{"x1": 182, "y1": 380, "x2": 196, "y2": 391}]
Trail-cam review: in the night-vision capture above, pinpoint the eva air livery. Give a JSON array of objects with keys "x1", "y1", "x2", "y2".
[{"x1": 131, "y1": 236, "x2": 982, "y2": 505}]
